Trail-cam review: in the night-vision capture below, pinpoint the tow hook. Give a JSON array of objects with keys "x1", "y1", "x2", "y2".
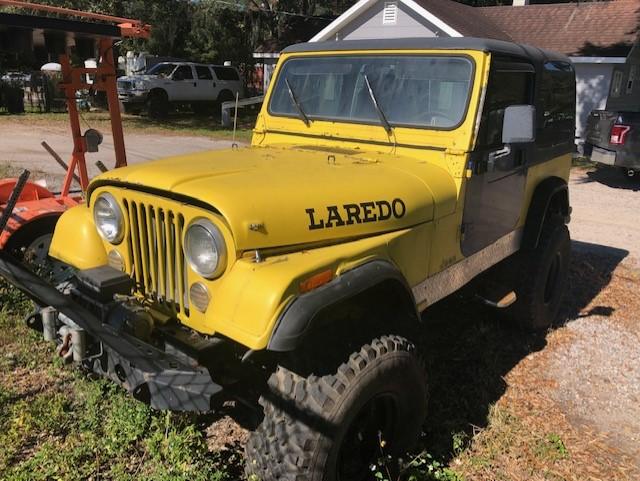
[
  {"x1": 56, "y1": 332, "x2": 73, "y2": 364},
  {"x1": 628, "y1": 169, "x2": 636, "y2": 177},
  {"x1": 41, "y1": 307, "x2": 87, "y2": 363}
]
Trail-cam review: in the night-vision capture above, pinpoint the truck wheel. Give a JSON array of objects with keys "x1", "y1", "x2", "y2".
[
  {"x1": 245, "y1": 335, "x2": 428, "y2": 481},
  {"x1": 506, "y1": 216, "x2": 570, "y2": 330},
  {"x1": 147, "y1": 90, "x2": 168, "y2": 118},
  {"x1": 217, "y1": 90, "x2": 234, "y2": 105}
]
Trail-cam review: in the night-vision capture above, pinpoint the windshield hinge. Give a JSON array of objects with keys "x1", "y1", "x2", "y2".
[{"x1": 445, "y1": 148, "x2": 467, "y2": 156}]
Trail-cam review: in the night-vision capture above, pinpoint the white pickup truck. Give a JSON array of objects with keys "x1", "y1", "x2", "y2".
[{"x1": 117, "y1": 62, "x2": 244, "y2": 116}]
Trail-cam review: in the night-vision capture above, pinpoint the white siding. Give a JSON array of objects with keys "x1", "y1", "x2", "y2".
[
  {"x1": 573, "y1": 63, "x2": 614, "y2": 139},
  {"x1": 337, "y1": 0, "x2": 440, "y2": 40}
]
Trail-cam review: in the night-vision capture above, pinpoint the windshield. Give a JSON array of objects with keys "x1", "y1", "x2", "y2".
[
  {"x1": 269, "y1": 55, "x2": 473, "y2": 129},
  {"x1": 146, "y1": 63, "x2": 177, "y2": 77}
]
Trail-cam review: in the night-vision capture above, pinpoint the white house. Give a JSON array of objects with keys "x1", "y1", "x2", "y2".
[{"x1": 310, "y1": 0, "x2": 639, "y2": 142}]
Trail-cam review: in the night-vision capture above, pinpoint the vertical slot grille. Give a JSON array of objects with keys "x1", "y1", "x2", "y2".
[{"x1": 124, "y1": 199, "x2": 189, "y2": 317}]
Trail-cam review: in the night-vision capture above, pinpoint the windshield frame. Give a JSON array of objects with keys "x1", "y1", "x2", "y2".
[{"x1": 267, "y1": 53, "x2": 476, "y2": 132}]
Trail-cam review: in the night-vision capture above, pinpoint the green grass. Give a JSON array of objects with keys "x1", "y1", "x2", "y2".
[
  {"x1": 0, "y1": 287, "x2": 242, "y2": 481},
  {"x1": 0, "y1": 109, "x2": 256, "y2": 143}
]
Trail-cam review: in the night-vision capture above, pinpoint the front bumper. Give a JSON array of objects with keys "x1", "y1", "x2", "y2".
[
  {"x1": 0, "y1": 251, "x2": 221, "y2": 412},
  {"x1": 118, "y1": 90, "x2": 148, "y2": 103}
]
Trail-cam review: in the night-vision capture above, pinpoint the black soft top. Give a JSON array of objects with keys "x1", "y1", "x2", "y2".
[{"x1": 283, "y1": 37, "x2": 570, "y2": 64}]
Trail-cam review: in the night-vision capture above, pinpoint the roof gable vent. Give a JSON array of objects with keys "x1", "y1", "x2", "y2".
[{"x1": 382, "y1": 1, "x2": 398, "y2": 25}]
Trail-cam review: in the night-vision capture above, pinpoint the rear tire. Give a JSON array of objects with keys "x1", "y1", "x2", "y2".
[
  {"x1": 505, "y1": 216, "x2": 570, "y2": 330},
  {"x1": 217, "y1": 90, "x2": 235, "y2": 104},
  {"x1": 245, "y1": 335, "x2": 428, "y2": 481}
]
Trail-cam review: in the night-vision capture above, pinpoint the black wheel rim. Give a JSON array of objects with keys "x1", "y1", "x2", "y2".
[
  {"x1": 543, "y1": 252, "x2": 561, "y2": 304},
  {"x1": 24, "y1": 234, "x2": 72, "y2": 284},
  {"x1": 337, "y1": 394, "x2": 397, "y2": 481}
]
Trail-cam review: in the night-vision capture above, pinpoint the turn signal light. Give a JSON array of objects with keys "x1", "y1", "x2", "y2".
[
  {"x1": 299, "y1": 269, "x2": 333, "y2": 293},
  {"x1": 610, "y1": 124, "x2": 631, "y2": 145}
]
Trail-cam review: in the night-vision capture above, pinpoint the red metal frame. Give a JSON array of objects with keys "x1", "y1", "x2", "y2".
[{"x1": 0, "y1": 1, "x2": 150, "y2": 248}]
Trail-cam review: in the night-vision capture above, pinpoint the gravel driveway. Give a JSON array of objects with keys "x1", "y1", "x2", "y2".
[{"x1": 0, "y1": 120, "x2": 238, "y2": 184}]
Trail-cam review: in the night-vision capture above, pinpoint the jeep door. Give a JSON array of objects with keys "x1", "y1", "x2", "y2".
[
  {"x1": 461, "y1": 59, "x2": 535, "y2": 256},
  {"x1": 168, "y1": 65, "x2": 199, "y2": 101}
]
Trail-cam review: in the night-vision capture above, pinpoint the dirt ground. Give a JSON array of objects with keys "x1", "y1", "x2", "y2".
[
  {"x1": 1, "y1": 117, "x2": 640, "y2": 478},
  {"x1": 0, "y1": 118, "x2": 239, "y2": 184}
]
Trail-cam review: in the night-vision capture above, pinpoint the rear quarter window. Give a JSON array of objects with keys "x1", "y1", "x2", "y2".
[{"x1": 213, "y1": 67, "x2": 240, "y2": 81}]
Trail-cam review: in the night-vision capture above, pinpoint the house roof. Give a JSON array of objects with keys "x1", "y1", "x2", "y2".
[
  {"x1": 412, "y1": 0, "x2": 512, "y2": 41},
  {"x1": 479, "y1": 0, "x2": 639, "y2": 57},
  {"x1": 310, "y1": 0, "x2": 639, "y2": 57}
]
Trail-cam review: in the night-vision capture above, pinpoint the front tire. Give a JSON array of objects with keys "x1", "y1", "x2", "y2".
[
  {"x1": 146, "y1": 90, "x2": 169, "y2": 118},
  {"x1": 245, "y1": 335, "x2": 428, "y2": 481},
  {"x1": 506, "y1": 216, "x2": 570, "y2": 330}
]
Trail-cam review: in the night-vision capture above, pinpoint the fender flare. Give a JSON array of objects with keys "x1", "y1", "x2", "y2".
[
  {"x1": 522, "y1": 176, "x2": 570, "y2": 250},
  {"x1": 267, "y1": 260, "x2": 419, "y2": 352}
]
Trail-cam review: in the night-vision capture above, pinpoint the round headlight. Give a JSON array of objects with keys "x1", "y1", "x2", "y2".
[
  {"x1": 184, "y1": 219, "x2": 226, "y2": 279},
  {"x1": 93, "y1": 193, "x2": 124, "y2": 244}
]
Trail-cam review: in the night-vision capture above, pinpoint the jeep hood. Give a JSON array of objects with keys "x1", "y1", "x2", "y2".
[{"x1": 91, "y1": 146, "x2": 457, "y2": 251}]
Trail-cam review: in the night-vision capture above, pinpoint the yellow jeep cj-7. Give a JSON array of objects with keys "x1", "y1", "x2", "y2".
[{"x1": 0, "y1": 38, "x2": 575, "y2": 480}]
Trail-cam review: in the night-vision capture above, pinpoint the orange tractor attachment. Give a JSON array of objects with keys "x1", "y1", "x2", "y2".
[{"x1": 0, "y1": 1, "x2": 150, "y2": 269}]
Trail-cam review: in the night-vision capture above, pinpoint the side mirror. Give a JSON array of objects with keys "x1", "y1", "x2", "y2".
[
  {"x1": 173, "y1": 72, "x2": 184, "y2": 81},
  {"x1": 502, "y1": 105, "x2": 536, "y2": 143}
]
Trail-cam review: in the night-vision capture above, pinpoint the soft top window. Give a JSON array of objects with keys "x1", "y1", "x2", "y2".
[{"x1": 269, "y1": 55, "x2": 474, "y2": 129}]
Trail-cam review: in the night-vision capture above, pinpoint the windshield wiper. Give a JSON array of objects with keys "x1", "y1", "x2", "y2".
[
  {"x1": 285, "y1": 78, "x2": 310, "y2": 127},
  {"x1": 363, "y1": 74, "x2": 393, "y2": 135}
]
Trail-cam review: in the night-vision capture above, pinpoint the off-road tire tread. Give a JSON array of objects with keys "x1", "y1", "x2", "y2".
[
  {"x1": 509, "y1": 215, "x2": 570, "y2": 330},
  {"x1": 245, "y1": 335, "x2": 426, "y2": 481}
]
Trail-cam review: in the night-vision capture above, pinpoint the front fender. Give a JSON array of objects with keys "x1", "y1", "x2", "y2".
[
  {"x1": 49, "y1": 205, "x2": 108, "y2": 269},
  {"x1": 208, "y1": 227, "x2": 426, "y2": 351}
]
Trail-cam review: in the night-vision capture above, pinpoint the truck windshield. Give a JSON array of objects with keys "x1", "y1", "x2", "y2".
[
  {"x1": 269, "y1": 55, "x2": 473, "y2": 129},
  {"x1": 147, "y1": 63, "x2": 177, "y2": 77}
]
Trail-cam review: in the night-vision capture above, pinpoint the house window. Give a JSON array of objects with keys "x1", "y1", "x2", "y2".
[{"x1": 382, "y1": 2, "x2": 398, "y2": 25}]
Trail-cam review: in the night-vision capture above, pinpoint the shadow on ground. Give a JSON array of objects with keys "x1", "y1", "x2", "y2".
[
  {"x1": 419, "y1": 240, "x2": 628, "y2": 462},
  {"x1": 577, "y1": 166, "x2": 640, "y2": 191},
  {"x1": 122, "y1": 107, "x2": 259, "y2": 134},
  {"x1": 195, "y1": 240, "x2": 630, "y2": 477}
]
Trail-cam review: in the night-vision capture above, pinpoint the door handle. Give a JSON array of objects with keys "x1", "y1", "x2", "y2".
[{"x1": 487, "y1": 145, "x2": 511, "y2": 172}]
